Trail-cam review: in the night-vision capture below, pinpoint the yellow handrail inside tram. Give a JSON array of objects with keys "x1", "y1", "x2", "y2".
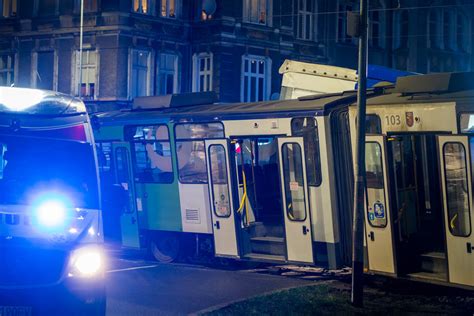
[
  {"x1": 237, "y1": 170, "x2": 250, "y2": 226},
  {"x1": 450, "y1": 213, "x2": 458, "y2": 231}
]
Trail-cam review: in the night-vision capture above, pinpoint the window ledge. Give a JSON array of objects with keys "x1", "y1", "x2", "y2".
[{"x1": 241, "y1": 21, "x2": 272, "y2": 30}]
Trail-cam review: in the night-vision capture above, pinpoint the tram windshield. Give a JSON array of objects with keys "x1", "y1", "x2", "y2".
[{"x1": 0, "y1": 135, "x2": 99, "y2": 209}]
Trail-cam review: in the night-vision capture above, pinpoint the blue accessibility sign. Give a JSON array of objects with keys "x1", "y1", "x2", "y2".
[
  {"x1": 373, "y1": 201, "x2": 385, "y2": 218},
  {"x1": 369, "y1": 212, "x2": 375, "y2": 221}
]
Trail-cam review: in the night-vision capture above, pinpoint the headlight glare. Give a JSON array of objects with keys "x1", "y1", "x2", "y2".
[{"x1": 69, "y1": 246, "x2": 104, "y2": 278}]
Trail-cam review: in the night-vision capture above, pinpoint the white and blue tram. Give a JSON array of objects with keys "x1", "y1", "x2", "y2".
[{"x1": 94, "y1": 72, "x2": 474, "y2": 289}]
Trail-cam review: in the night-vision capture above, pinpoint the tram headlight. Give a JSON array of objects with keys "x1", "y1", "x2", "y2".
[{"x1": 69, "y1": 245, "x2": 104, "y2": 278}]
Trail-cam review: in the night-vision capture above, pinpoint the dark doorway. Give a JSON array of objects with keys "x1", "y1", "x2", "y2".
[
  {"x1": 231, "y1": 136, "x2": 286, "y2": 261},
  {"x1": 388, "y1": 134, "x2": 447, "y2": 280}
]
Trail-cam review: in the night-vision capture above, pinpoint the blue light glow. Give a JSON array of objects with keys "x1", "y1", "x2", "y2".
[
  {"x1": 36, "y1": 200, "x2": 66, "y2": 227},
  {"x1": 31, "y1": 192, "x2": 73, "y2": 231}
]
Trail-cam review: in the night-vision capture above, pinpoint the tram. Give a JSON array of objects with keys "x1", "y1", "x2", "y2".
[
  {"x1": 93, "y1": 71, "x2": 474, "y2": 289},
  {"x1": 0, "y1": 88, "x2": 105, "y2": 314}
]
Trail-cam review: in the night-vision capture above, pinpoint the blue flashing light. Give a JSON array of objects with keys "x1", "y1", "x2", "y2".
[
  {"x1": 36, "y1": 200, "x2": 66, "y2": 227},
  {"x1": 31, "y1": 192, "x2": 73, "y2": 231}
]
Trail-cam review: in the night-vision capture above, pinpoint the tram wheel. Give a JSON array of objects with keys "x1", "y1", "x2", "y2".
[{"x1": 150, "y1": 233, "x2": 180, "y2": 263}]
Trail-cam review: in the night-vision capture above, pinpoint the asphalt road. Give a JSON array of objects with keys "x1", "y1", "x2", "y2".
[{"x1": 105, "y1": 257, "x2": 309, "y2": 316}]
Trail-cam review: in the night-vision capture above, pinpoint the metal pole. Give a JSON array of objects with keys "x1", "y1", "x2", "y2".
[
  {"x1": 351, "y1": 0, "x2": 368, "y2": 308},
  {"x1": 78, "y1": 0, "x2": 84, "y2": 98}
]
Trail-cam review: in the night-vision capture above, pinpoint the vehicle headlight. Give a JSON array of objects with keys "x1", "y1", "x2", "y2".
[{"x1": 69, "y1": 246, "x2": 104, "y2": 278}]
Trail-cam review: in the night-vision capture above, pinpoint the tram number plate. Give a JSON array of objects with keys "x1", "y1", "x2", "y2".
[
  {"x1": 385, "y1": 115, "x2": 401, "y2": 126},
  {"x1": 0, "y1": 306, "x2": 32, "y2": 316}
]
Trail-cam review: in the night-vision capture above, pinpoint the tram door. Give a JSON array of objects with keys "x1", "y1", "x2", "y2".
[
  {"x1": 438, "y1": 136, "x2": 474, "y2": 286},
  {"x1": 277, "y1": 137, "x2": 313, "y2": 263},
  {"x1": 364, "y1": 136, "x2": 396, "y2": 274},
  {"x1": 205, "y1": 139, "x2": 240, "y2": 258},
  {"x1": 113, "y1": 143, "x2": 141, "y2": 248}
]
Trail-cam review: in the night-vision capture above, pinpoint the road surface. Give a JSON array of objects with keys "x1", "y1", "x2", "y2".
[{"x1": 105, "y1": 256, "x2": 309, "y2": 315}]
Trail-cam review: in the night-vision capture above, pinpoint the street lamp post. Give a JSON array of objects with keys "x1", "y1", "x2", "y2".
[{"x1": 351, "y1": 0, "x2": 368, "y2": 308}]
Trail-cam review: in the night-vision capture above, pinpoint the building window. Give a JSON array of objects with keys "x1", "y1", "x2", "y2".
[
  {"x1": 74, "y1": 50, "x2": 97, "y2": 99},
  {"x1": 35, "y1": 0, "x2": 58, "y2": 16},
  {"x1": 400, "y1": 10, "x2": 409, "y2": 48},
  {"x1": 0, "y1": 54, "x2": 14, "y2": 86},
  {"x1": 1, "y1": 0, "x2": 16, "y2": 18},
  {"x1": 369, "y1": 8, "x2": 384, "y2": 48},
  {"x1": 75, "y1": 0, "x2": 97, "y2": 12},
  {"x1": 456, "y1": 13, "x2": 470, "y2": 52},
  {"x1": 241, "y1": 55, "x2": 270, "y2": 102},
  {"x1": 130, "y1": 50, "x2": 151, "y2": 99},
  {"x1": 198, "y1": 0, "x2": 214, "y2": 20},
  {"x1": 297, "y1": 0, "x2": 315, "y2": 41},
  {"x1": 133, "y1": 0, "x2": 150, "y2": 14},
  {"x1": 243, "y1": 0, "x2": 269, "y2": 25},
  {"x1": 156, "y1": 53, "x2": 178, "y2": 95},
  {"x1": 443, "y1": 10, "x2": 454, "y2": 50},
  {"x1": 192, "y1": 53, "x2": 212, "y2": 92},
  {"x1": 393, "y1": 10, "x2": 409, "y2": 49},
  {"x1": 33, "y1": 51, "x2": 55, "y2": 90},
  {"x1": 427, "y1": 10, "x2": 440, "y2": 49},
  {"x1": 160, "y1": 0, "x2": 176, "y2": 18},
  {"x1": 337, "y1": 1, "x2": 356, "y2": 44}
]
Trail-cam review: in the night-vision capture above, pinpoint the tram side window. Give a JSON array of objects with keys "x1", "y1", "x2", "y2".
[
  {"x1": 115, "y1": 147, "x2": 130, "y2": 185},
  {"x1": 291, "y1": 117, "x2": 322, "y2": 187},
  {"x1": 127, "y1": 125, "x2": 173, "y2": 183},
  {"x1": 366, "y1": 142, "x2": 387, "y2": 227},
  {"x1": 366, "y1": 115, "x2": 382, "y2": 134},
  {"x1": 444, "y1": 142, "x2": 471, "y2": 237},
  {"x1": 175, "y1": 123, "x2": 224, "y2": 184},
  {"x1": 282, "y1": 143, "x2": 307, "y2": 221},
  {"x1": 356, "y1": 114, "x2": 382, "y2": 134},
  {"x1": 459, "y1": 113, "x2": 474, "y2": 133},
  {"x1": 209, "y1": 145, "x2": 231, "y2": 217}
]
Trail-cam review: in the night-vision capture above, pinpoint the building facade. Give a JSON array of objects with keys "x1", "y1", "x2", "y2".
[{"x1": 0, "y1": 0, "x2": 472, "y2": 110}]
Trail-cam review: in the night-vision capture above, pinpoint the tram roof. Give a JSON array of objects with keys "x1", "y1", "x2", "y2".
[
  {"x1": 96, "y1": 72, "x2": 474, "y2": 126},
  {"x1": 96, "y1": 90, "x2": 363, "y2": 125},
  {"x1": 0, "y1": 87, "x2": 86, "y2": 115},
  {"x1": 365, "y1": 72, "x2": 474, "y2": 106}
]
